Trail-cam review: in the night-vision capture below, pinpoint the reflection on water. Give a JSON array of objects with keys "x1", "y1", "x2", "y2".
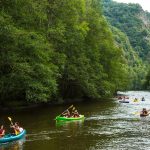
[
  {"x1": 0, "y1": 138, "x2": 25, "y2": 150},
  {"x1": 0, "y1": 91, "x2": 150, "y2": 150},
  {"x1": 56, "y1": 119, "x2": 84, "y2": 128},
  {"x1": 26, "y1": 131, "x2": 53, "y2": 142}
]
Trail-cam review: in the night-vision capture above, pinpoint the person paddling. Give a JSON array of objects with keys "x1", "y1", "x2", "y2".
[
  {"x1": 134, "y1": 98, "x2": 138, "y2": 102},
  {"x1": 141, "y1": 97, "x2": 145, "y2": 101},
  {"x1": 0, "y1": 125, "x2": 5, "y2": 138},
  {"x1": 10, "y1": 122, "x2": 23, "y2": 135},
  {"x1": 61, "y1": 109, "x2": 71, "y2": 118},
  {"x1": 140, "y1": 108, "x2": 149, "y2": 117},
  {"x1": 72, "y1": 110, "x2": 80, "y2": 118}
]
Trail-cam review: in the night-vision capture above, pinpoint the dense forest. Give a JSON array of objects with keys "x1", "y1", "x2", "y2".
[
  {"x1": 145, "y1": 68, "x2": 150, "y2": 89},
  {"x1": 102, "y1": 0, "x2": 150, "y2": 90},
  {"x1": 0, "y1": 0, "x2": 149, "y2": 106}
]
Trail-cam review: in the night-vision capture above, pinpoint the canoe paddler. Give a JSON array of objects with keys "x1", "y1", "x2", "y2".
[
  {"x1": 0, "y1": 125, "x2": 5, "y2": 138},
  {"x1": 140, "y1": 108, "x2": 149, "y2": 116},
  {"x1": 141, "y1": 97, "x2": 145, "y2": 101},
  {"x1": 72, "y1": 110, "x2": 80, "y2": 118},
  {"x1": 133, "y1": 98, "x2": 138, "y2": 102},
  {"x1": 61, "y1": 109, "x2": 71, "y2": 118},
  {"x1": 10, "y1": 122, "x2": 23, "y2": 135}
]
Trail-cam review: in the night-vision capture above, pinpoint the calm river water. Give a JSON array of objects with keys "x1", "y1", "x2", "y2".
[{"x1": 0, "y1": 91, "x2": 150, "y2": 150}]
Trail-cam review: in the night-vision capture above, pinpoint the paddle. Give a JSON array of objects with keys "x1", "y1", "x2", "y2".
[
  {"x1": 58, "y1": 105, "x2": 74, "y2": 117},
  {"x1": 8, "y1": 117, "x2": 13, "y2": 126},
  {"x1": 133, "y1": 112, "x2": 140, "y2": 115},
  {"x1": 72, "y1": 107, "x2": 76, "y2": 111},
  {"x1": 133, "y1": 109, "x2": 150, "y2": 115}
]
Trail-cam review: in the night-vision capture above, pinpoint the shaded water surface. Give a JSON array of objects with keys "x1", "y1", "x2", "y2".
[{"x1": 0, "y1": 91, "x2": 150, "y2": 150}]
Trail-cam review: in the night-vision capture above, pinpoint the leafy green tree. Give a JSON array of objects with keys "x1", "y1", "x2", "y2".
[
  {"x1": 102, "y1": 0, "x2": 149, "y2": 89},
  {"x1": 0, "y1": 1, "x2": 62, "y2": 103},
  {"x1": 47, "y1": 0, "x2": 129, "y2": 99},
  {"x1": 144, "y1": 69, "x2": 150, "y2": 90},
  {"x1": 0, "y1": 0, "x2": 132, "y2": 105}
]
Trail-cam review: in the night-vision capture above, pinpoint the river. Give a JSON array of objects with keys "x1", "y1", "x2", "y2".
[{"x1": 0, "y1": 91, "x2": 150, "y2": 150}]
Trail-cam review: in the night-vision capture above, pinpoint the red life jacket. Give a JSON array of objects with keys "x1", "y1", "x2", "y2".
[
  {"x1": 73, "y1": 112, "x2": 80, "y2": 118},
  {"x1": 0, "y1": 129, "x2": 4, "y2": 134},
  {"x1": 0, "y1": 129, "x2": 5, "y2": 137}
]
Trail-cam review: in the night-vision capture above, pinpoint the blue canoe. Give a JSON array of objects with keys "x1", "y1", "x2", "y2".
[{"x1": 0, "y1": 130, "x2": 26, "y2": 143}]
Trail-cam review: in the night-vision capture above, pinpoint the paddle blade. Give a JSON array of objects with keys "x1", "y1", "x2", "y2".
[
  {"x1": 68, "y1": 105, "x2": 73, "y2": 109},
  {"x1": 8, "y1": 117, "x2": 12, "y2": 121},
  {"x1": 133, "y1": 112, "x2": 140, "y2": 115}
]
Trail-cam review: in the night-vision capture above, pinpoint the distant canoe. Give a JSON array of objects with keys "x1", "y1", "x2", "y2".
[
  {"x1": 133, "y1": 100, "x2": 139, "y2": 102},
  {"x1": 140, "y1": 114, "x2": 149, "y2": 117},
  {"x1": 55, "y1": 115, "x2": 85, "y2": 121},
  {"x1": 119, "y1": 101, "x2": 129, "y2": 103},
  {"x1": 0, "y1": 130, "x2": 26, "y2": 143}
]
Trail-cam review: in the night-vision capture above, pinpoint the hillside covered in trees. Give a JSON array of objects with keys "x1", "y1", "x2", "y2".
[
  {"x1": 102, "y1": 0, "x2": 150, "y2": 90},
  {"x1": 0, "y1": 0, "x2": 131, "y2": 105},
  {"x1": 0, "y1": 0, "x2": 149, "y2": 106}
]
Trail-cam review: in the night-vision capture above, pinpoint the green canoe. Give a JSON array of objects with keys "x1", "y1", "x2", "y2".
[{"x1": 55, "y1": 115, "x2": 85, "y2": 121}]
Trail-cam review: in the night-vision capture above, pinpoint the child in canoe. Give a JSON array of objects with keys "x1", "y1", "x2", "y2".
[
  {"x1": 72, "y1": 110, "x2": 80, "y2": 118},
  {"x1": 0, "y1": 125, "x2": 5, "y2": 138},
  {"x1": 10, "y1": 122, "x2": 24, "y2": 135}
]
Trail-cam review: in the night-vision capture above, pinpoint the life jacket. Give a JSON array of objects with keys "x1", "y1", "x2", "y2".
[
  {"x1": 0, "y1": 129, "x2": 5, "y2": 137},
  {"x1": 142, "y1": 110, "x2": 148, "y2": 115},
  {"x1": 0, "y1": 129, "x2": 3, "y2": 134},
  {"x1": 14, "y1": 128, "x2": 20, "y2": 135},
  {"x1": 73, "y1": 112, "x2": 80, "y2": 118}
]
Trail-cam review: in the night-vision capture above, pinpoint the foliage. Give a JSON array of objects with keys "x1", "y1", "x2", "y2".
[
  {"x1": 102, "y1": 0, "x2": 150, "y2": 62},
  {"x1": 0, "y1": 0, "x2": 131, "y2": 104},
  {"x1": 144, "y1": 68, "x2": 150, "y2": 90},
  {"x1": 0, "y1": 2, "x2": 62, "y2": 103},
  {"x1": 102, "y1": 0, "x2": 149, "y2": 89}
]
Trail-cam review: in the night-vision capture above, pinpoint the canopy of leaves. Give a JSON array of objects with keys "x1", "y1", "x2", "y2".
[
  {"x1": 102, "y1": 0, "x2": 149, "y2": 89},
  {"x1": 102, "y1": 0, "x2": 150, "y2": 62},
  {"x1": 0, "y1": 0, "x2": 130, "y2": 104},
  {"x1": 144, "y1": 68, "x2": 150, "y2": 90}
]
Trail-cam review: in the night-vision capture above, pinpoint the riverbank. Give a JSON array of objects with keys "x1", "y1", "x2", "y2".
[{"x1": 0, "y1": 97, "x2": 96, "y2": 111}]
